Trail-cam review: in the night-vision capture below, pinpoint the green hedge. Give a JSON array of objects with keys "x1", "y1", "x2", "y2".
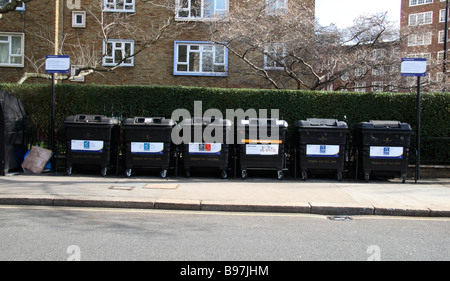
[{"x1": 1, "y1": 83, "x2": 449, "y2": 164}]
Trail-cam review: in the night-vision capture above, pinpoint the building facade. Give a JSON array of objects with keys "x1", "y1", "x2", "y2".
[
  {"x1": 0, "y1": 0, "x2": 315, "y2": 89},
  {"x1": 401, "y1": 0, "x2": 450, "y2": 90}
]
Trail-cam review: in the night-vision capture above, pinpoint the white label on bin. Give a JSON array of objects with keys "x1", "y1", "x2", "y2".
[
  {"x1": 246, "y1": 144, "x2": 279, "y2": 155},
  {"x1": 71, "y1": 140, "x2": 104, "y2": 152},
  {"x1": 306, "y1": 145, "x2": 340, "y2": 157},
  {"x1": 131, "y1": 142, "x2": 164, "y2": 154},
  {"x1": 188, "y1": 143, "x2": 222, "y2": 155},
  {"x1": 370, "y1": 146, "x2": 403, "y2": 159}
]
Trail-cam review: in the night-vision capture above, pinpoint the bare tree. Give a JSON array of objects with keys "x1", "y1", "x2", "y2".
[
  {"x1": 3, "y1": 0, "x2": 179, "y2": 84},
  {"x1": 207, "y1": 1, "x2": 404, "y2": 91},
  {"x1": 0, "y1": 0, "x2": 31, "y2": 14}
]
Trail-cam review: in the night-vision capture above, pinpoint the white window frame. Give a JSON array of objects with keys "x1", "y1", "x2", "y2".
[
  {"x1": 408, "y1": 32, "x2": 432, "y2": 46},
  {"x1": 371, "y1": 81, "x2": 384, "y2": 92},
  {"x1": 266, "y1": 0, "x2": 288, "y2": 15},
  {"x1": 72, "y1": 11, "x2": 86, "y2": 28},
  {"x1": 264, "y1": 43, "x2": 286, "y2": 70},
  {"x1": 409, "y1": 0, "x2": 433, "y2": 7},
  {"x1": 0, "y1": 32, "x2": 24, "y2": 67},
  {"x1": 103, "y1": 0, "x2": 135, "y2": 13},
  {"x1": 176, "y1": 0, "x2": 228, "y2": 21},
  {"x1": 0, "y1": 0, "x2": 25, "y2": 11},
  {"x1": 409, "y1": 11, "x2": 433, "y2": 26},
  {"x1": 102, "y1": 39, "x2": 134, "y2": 67},
  {"x1": 173, "y1": 41, "x2": 228, "y2": 76},
  {"x1": 71, "y1": 65, "x2": 85, "y2": 82}
]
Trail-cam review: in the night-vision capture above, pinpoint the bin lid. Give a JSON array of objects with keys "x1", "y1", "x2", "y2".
[
  {"x1": 180, "y1": 117, "x2": 233, "y2": 127},
  {"x1": 0, "y1": 90, "x2": 26, "y2": 123},
  {"x1": 64, "y1": 114, "x2": 119, "y2": 125},
  {"x1": 294, "y1": 118, "x2": 348, "y2": 129},
  {"x1": 123, "y1": 117, "x2": 176, "y2": 127},
  {"x1": 239, "y1": 118, "x2": 288, "y2": 128},
  {"x1": 356, "y1": 120, "x2": 412, "y2": 131}
]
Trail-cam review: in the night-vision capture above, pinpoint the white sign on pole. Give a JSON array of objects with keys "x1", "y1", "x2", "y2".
[
  {"x1": 401, "y1": 58, "x2": 427, "y2": 77},
  {"x1": 45, "y1": 55, "x2": 70, "y2": 74}
]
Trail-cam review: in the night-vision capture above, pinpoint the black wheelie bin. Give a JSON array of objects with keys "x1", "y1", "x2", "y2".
[
  {"x1": 179, "y1": 117, "x2": 233, "y2": 179},
  {"x1": 238, "y1": 118, "x2": 288, "y2": 180},
  {"x1": 0, "y1": 91, "x2": 26, "y2": 175},
  {"x1": 294, "y1": 118, "x2": 349, "y2": 181},
  {"x1": 354, "y1": 120, "x2": 412, "y2": 183},
  {"x1": 122, "y1": 117, "x2": 176, "y2": 178},
  {"x1": 64, "y1": 114, "x2": 120, "y2": 176}
]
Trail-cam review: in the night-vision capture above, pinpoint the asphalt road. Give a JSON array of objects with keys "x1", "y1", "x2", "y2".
[{"x1": 0, "y1": 205, "x2": 449, "y2": 262}]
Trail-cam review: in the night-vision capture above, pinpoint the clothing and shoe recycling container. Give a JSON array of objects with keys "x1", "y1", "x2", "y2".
[
  {"x1": 0, "y1": 91, "x2": 26, "y2": 175},
  {"x1": 64, "y1": 114, "x2": 120, "y2": 176},
  {"x1": 354, "y1": 120, "x2": 412, "y2": 183},
  {"x1": 238, "y1": 118, "x2": 288, "y2": 180},
  {"x1": 294, "y1": 118, "x2": 349, "y2": 181},
  {"x1": 179, "y1": 117, "x2": 233, "y2": 179},
  {"x1": 122, "y1": 117, "x2": 176, "y2": 178}
]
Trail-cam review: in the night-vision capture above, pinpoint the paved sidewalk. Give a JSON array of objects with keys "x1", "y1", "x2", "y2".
[{"x1": 0, "y1": 172, "x2": 449, "y2": 217}]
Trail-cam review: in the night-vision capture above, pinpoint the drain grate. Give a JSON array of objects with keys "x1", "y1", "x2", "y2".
[
  {"x1": 327, "y1": 216, "x2": 353, "y2": 221},
  {"x1": 108, "y1": 186, "x2": 135, "y2": 191},
  {"x1": 143, "y1": 184, "x2": 179, "y2": 189}
]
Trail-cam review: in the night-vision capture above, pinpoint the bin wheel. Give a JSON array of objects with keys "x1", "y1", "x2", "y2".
[
  {"x1": 401, "y1": 173, "x2": 406, "y2": 184},
  {"x1": 242, "y1": 170, "x2": 247, "y2": 180},
  {"x1": 160, "y1": 169, "x2": 168, "y2": 179},
  {"x1": 277, "y1": 170, "x2": 284, "y2": 180},
  {"x1": 101, "y1": 167, "x2": 108, "y2": 177},
  {"x1": 221, "y1": 170, "x2": 228, "y2": 179},
  {"x1": 125, "y1": 169, "x2": 132, "y2": 178},
  {"x1": 337, "y1": 172, "x2": 343, "y2": 182},
  {"x1": 301, "y1": 171, "x2": 307, "y2": 181},
  {"x1": 66, "y1": 166, "x2": 72, "y2": 176},
  {"x1": 365, "y1": 172, "x2": 370, "y2": 182}
]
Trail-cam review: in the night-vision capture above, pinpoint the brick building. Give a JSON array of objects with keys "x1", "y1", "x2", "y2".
[
  {"x1": 401, "y1": 0, "x2": 450, "y2": 90},
  {"x1": 0, "y1": 0, "x2": 315, "y2": 89}
]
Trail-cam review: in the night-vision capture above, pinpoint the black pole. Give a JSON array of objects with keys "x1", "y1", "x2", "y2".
[
  {"x1": 51, "y1": 73, "x2": 56, "y2": 173},
  {"x1": 444, "y1": 0, "x2": 449, "y2": 91},
  {"x1": 415, "y1": 76, "x2": 421, "y2": 183}
]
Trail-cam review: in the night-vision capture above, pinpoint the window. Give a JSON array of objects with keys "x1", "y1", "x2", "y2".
[
  {"x1": 71, "y1": 65, "x2": 85, "y2": 82},
  {"x1": 102, "y1": 39, "x2": 134, "y2": 67},
  {"x1": 440, "y1": 9, "x2": 449, "y2": 22},
  {"x1": 176, "y1": 0, "x2": 228, "y2": 20},
  {"x1": 72, "y1": 11, "x2": 86, "y2": 28},
  {"x1": 408, "y1": 32, "x2": 432, "y2": 46},
  {"x1": 0, "y1": 0, "x2": 25, "y2": 11},
  {"x1": 409, "y1": 0, "x2": 433, "y2": 6},
  {"x1": 174, "y1": 41, "x2": 228, "y2": 76},
  {"x1": 264, "y1": 43, "x2": 286, "y2": 70},
  {"x1": 266, "y1": 0, "x2": 288, "y2": 15},
  {"x1": 0, "y1": 32, "x2": 24, "y2": 67},
  {"x1": 104, "y1": 0, "x2": 135, "y2": 13},
  {"x1": 409, "y1": 11, "x2": 433, "y2": 26},
  {"x1": 372, "y1": 81, "x2": 383, "y2": 92},
  {"x1": 372, "y1": 67, "x2": 384, "y2": 76},
  {"x1": 355, "y1": 82, "x2": 366, "y2": 93}
]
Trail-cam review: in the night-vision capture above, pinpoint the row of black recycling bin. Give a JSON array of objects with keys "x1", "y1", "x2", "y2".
[{"x1": 64, "y1": 115, "x2": 412, "y2": 182}]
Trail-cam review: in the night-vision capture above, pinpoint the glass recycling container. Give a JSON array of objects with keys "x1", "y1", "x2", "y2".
[
  {"x1": 64, "y1": 114, "x2": 120, "y2": 176},
  {"x1": 238, "y1": 118, "x2": 288, "y2": 180},
  {"x1": 179, "y1": 117, "x2": 233, "y2": 179},
  {"x1": 122, "y1": 117, "x2": 176, "y2": 178},
  {"x1": 294, "y1": 118, "x2": 349, "y2": 181},
  {"x1": 354, "y1": 120, "x2": 412, "y2": 183}
]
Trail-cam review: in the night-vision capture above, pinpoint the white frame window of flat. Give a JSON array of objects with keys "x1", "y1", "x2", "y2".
[
  {"x1": 102, "y1": 39, "x2": 134, "y2": 67},
  {"x1": 103, "y1": 0, "x2": 135, "y2": 13},
  {"x1": 0, "y1": 0, "x2": 25, "y2": 11},
  {"x1": 176, "y1": 0, "x2": 228, "y2": 20},
  {"x1": 409, "y1": 0, "x2": 433, "y2": 7},
  {"x1": 173, "y1": 41, "x2": 228, "y2": 76},
  {"x1": 409, "y1": 11, "x2": 433, "y2": 26},
  {"x1": 0, "y1": 32, "x2": 24, "y2": 67},
  {"x1": 266, "y1": 0, "x2": 288, "y2": 15},
  {"x1": 264, "y1": 43, "x2": 286, "y2": 70}
]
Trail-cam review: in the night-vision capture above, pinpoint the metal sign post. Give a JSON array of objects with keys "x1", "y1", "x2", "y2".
[
  {"x1": 45, "y1": 55, "x2": 70, "y2": 173},
  {"x1": 401, "y1": 58, "x2": 427, "y2": 183}
]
